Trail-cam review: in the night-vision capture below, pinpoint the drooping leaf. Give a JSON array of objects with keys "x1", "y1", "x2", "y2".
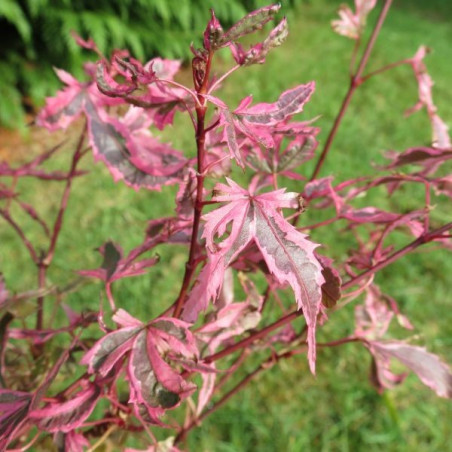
[
  {"x1": 87, "y1": 104, "x2": 187, "y2": 191},
  {"x1": 184, "y1": 179, "x2": 324, "y2": 372},
  {"x1": 369, "y1": 341, "x2": 452, "y2": 398},
  {"x1": 29, "y1": 384, "x2": 101, "y2": 432},
  {"x1": 39, "y1": 62, "x2": 189, "y2": 190},
  {"x1": 383, "y1": 147, "x2": 452, "y2": 174}
]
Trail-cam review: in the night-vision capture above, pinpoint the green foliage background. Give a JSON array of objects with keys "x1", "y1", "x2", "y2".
[{"x1": 0, "y1": 0, "x2": 451, "y2": 450}]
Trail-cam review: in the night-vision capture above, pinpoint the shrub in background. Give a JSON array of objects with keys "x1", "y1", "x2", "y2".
[{"x1": 0, "y1": 1, "x2": 451, "y2": 450}]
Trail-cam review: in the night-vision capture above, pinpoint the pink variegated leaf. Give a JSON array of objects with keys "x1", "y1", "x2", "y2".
[
  {"x1": 231, "y1": 17, "x2": 289, "y2": 66},
  {"x1": 214, "y1": 4, "x2": 281, "y2": 50},
  {"x1": 407, "y1": 46, "x2": 452, "y2": 150},
  {"x1": 128, "y1": 324, "x2": 197, "y2": 423},
  {"x1": 383, "y1": 147, "x2": 452, "y2": 174},
  {"x1": 87, "y1": 104, "x2": 187, "y2": 191},
  {"x1": 238, "y1": 83, "x2": 315, "y2": 126},
  {"x1": 38, "y1": 68, "x2": 121, "y2": 131},
  {"x1": 80, "y1": 324, "x2": 142, "y2": 376},
  {"x1": 431, "y1": 114, "x2": 451, "y2": 149},
  {"x1": 303, "y1": 176, "x2": 344, "y2": 213},
  {"x1": 0, "y1": 390, "x2": 32, "y2": 450},
  {"x1": 213, "y1": 84, "x2": 315, "y2": 166},
  {"x1": 332, "y1": 0, "x2": 377, "y2": 40},
  {"x1": 29, "y1": 384, "x2": 101, "y2": 432},
  {"x1": 355, "y1": 285, "x2": 394, "y2": 340},
  {"x1": 96, "y1": 59, "x2": 138, "y2": 97},
  {"x1": 369, "y1": 341, "x2": 452, "y2": 398},
  {"x1": 184, "y1": 179, "x2": 324, "y2": 372}
]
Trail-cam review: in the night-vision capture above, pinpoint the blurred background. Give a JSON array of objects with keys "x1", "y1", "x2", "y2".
[{"x1": 1, "y1": 0, "x2": 451, "y2": 450}]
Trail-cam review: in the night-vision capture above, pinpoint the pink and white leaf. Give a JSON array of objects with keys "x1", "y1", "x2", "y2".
[
  {"x1": 332, "y1": 0, "x2": 377, "y2": 40},
  {"x1": 80, "y1": 326, "x2": 142, "y2": 376},
  {"x1": 238, "y1": 83, "x2": 315, "y2": 126},
  {"x1": 369, "y1": 341, "x2": 452, "y2": 398},
  {"x1": 184, "y1": 179, "x2": 324, "y2": 372},
  {"x1": 215, "y1": 4, "x2": 281, "y2": 49},
  {"x1": 29, "y1": 384, "x2": 101, "y2": 433}
]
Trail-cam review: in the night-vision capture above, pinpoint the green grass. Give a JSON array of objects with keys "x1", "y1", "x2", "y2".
[{"x1": 1, "y1": 0, "x2": 452, "y2": 450}]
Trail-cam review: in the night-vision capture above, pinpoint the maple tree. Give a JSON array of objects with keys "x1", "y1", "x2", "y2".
[{"x1": 0, "y1": 1, "x2": 451, "y2": 450}]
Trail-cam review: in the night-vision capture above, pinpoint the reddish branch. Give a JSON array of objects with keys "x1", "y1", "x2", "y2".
[
  {"x1": 201, "y1": 221, "x2": 452, "y2": 365},
  {"x1": 36, "y1": 124, "x2": 87, "y2": 330},
  {"x1": 173, "y1": 51, "x2": 214, "y2": 319},
  {"x1": 310, "y1": 0, "x2": 394, "y2": 180}
]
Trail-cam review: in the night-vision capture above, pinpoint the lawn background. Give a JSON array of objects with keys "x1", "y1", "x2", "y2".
[{"x1": 0, "y1": 0, "x2": 451, "y2": 450}]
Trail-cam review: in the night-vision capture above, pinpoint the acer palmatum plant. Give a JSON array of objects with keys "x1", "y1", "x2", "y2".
[{"x1": 1, "y1": 1, "x2": 451, "y2": 450}]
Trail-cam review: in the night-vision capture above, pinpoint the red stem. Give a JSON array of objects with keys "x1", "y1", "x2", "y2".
[
  {"x1": 173, "y1": 51, "x2": 214, "y2": 319},
  {"x1": 201, "y1": 222, "x2": 452, "y2": 364},
  {"x1": 176, "y1": 347, "x2": 303, "y2": 444},
  {"x1": 343, "y1": 221, "x2": 452, "y2": 290},
  {"x1": 36, "y1": 124, "x2": 87, "y2": 330},
  {"x1": 0, "y1": 210, "x2": 39, "y2": 263},
  {"x1": 310, "y1": 0, "x2": 393, "y2": 180}
]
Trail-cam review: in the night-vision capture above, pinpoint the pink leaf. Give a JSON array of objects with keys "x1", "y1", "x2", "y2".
[
  {"x1": 332, "y1": 0, "x2": 377, "y2": 40},
  {"x1": 0, "y1": 390, "x2": 32, "y2": 450},
  {"x1": 231, "y1": 17, "x2": 289, "y2": 66},
  {"x1": 239, "y1": 83, "x2": 315, "y2": 126},
  {"x1": 128, "y1": 322, "x2": 197, "y2": 423},
  {"x1": 407, "y1": 46, "x2": 452, "y2": 150},
  {"x1": 214, "y1": 4, "x2": 281, "y2": 49},
  {"x1": 369, "y1": 341, "x2": 452, "y2": 398},
  {"x1": 184, "y1": 179, "x2": 324, "y2": 373},
  {"x1": 80, "y1": 325, "x2": 142, "y2": 376},
  {"x1": 29, "y1": 384, "x2": 101, "y2": 432},
  {"x1": 383, "y1": 147, "x2": 452, "y2": 174}
]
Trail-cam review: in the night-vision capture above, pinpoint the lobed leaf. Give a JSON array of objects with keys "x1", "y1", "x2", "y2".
[
  {"x1": 184, "y1": 179, "x2": 324, "y2": 372},
  {"x1": 215, "y1": 4, "x2": 281, "y2": 49}
]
